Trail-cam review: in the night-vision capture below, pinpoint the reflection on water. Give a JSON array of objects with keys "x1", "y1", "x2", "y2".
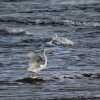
[{"x1": 0, "y1": 0, "x2": 100, "y2": 99}]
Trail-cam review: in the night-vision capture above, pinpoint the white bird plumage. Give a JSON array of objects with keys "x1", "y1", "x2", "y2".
[
  {"x1": 48, "y1": 34, "x2": 74, "y2": 46},
  {"x1": 27, "y1": 49, "x2": 47, "y2": 73}
]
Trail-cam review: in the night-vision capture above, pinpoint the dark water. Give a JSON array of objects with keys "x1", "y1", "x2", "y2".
[{"x1": 0, "y1": 0, "x2": 100, "y2": 99}]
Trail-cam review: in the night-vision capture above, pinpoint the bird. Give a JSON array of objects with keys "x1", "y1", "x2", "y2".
[
  {"x1": 47, "y1": 34, "x2": 74, "y2": 47},
  {"x1": 27, "y1": 49, "x2": 47, "y2": 78}
]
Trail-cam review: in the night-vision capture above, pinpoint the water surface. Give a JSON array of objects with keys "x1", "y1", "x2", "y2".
[{"x1": 0, "y1": 0, "x2": 100, "y2": 99}]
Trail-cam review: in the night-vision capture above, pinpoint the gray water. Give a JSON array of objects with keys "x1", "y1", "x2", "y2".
[{"x1": 0, "y1": 0, "x2": 100, "y2": 100}]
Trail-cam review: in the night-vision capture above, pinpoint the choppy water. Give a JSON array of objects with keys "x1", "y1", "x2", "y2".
[{"x1": 0, "y1": 0, "x2": 100, "y2": 100}]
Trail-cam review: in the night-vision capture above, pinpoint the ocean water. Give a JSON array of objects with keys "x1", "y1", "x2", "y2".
[{"x1": 0, "y1": 0, "x2": 100, "y2": 100}]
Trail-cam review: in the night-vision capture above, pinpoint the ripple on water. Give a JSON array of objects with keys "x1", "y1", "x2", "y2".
[{"x1": 0, "y1": 0, "x2": 100, "y2": 99}]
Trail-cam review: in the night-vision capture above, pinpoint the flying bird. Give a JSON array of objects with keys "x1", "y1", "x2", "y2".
[
  {"x1": 47, "y1": 34, "x2": 74, "y2": 46},
  {"x1": 27, "y1": 49, "x2": 48, "y2": 78}
]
